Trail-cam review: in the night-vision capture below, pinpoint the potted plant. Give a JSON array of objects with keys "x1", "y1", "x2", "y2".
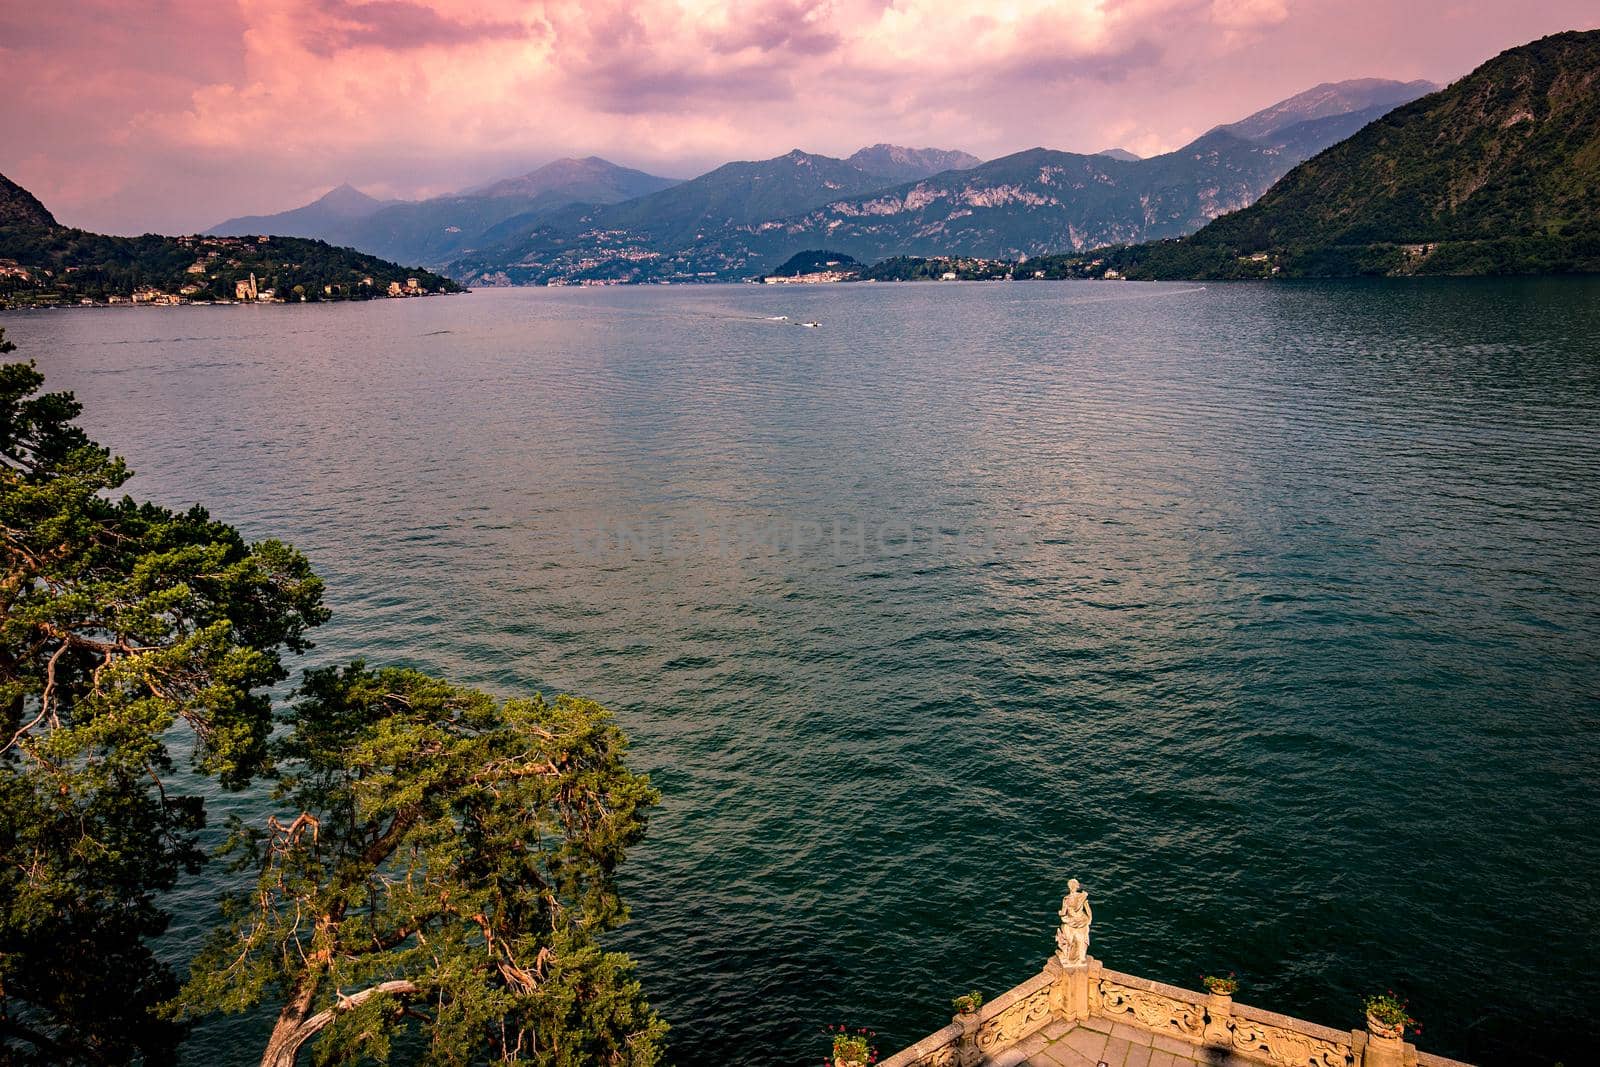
[
  {"x1": 1363, "y1": 992, "x2": 1418, "y2": 1041},
  {"x1": 830, "y1": 1026, "x2": 877, "y2": 1067},
  {"x1": 1202, "y1": 972, "x2": 1238, "y2": 1013},
  {"x1": 951, "y1": 990, "x2": 984, "y2": 1017}
]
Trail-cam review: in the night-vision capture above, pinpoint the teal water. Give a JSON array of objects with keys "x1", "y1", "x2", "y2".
[{"x1": 5, "y1": 279, "x2": 1599, "y2": 1065}]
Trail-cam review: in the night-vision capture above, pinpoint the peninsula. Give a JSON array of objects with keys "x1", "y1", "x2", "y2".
[{"x1": 0, "y1": 173, "x2": 460, "y2": 309}]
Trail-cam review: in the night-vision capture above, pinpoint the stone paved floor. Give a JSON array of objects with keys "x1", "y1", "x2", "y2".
[{"x1": 988, "y1": 1015, "x2": 1256, "y2": 1067}]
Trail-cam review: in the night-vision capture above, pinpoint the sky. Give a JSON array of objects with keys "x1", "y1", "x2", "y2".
[{"x1": 2, "y1": 1, "x2": 1595, "y2": 235}]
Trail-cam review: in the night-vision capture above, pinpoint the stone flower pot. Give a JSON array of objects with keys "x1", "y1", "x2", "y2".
[
  {"x1": 1206, "y1": 990, "x2": 1234, "y2": 1016},
  {"x1": 1366, "y1": 1011, "x2": 1405, "y2": 1041}
]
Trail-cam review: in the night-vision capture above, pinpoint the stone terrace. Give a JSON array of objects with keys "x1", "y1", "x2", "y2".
[
  {"x1": 872, "y1": 880, "x2": 1472, "y2": 1067},
  {"x1": 999, "y1": 1015, "x2": 1265, "y2": 1067}
]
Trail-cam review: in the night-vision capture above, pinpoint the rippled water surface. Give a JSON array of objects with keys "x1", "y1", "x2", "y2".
[{"x1": 7, "y1": 279, "x2": 1600, "y2": 1065}]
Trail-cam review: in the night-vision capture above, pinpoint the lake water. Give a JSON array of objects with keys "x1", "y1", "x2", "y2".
[{"x1": 5, "y1": 279, "x2": 1599, "y2": 1065}]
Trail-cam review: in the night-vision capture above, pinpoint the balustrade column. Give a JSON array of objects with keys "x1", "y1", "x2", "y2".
[
  {"x1": 1203, "y1": 989, "x2": 1234, "y2": 1046},
  {"x1": 953, "y1": 1006, "x2": 983, "y2": 1067},
  {"x1": 1362, "y1": 1014, "x2": 1407, "y2": 1067}
]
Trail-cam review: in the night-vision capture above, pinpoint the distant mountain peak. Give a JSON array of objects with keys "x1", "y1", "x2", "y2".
[
  {"x1": 1096, "y1": 148, "x2": 1142, "y2": 162},
  {"x1": 847, "y1": 144, "x2": 982, "y2": 181},
  {"x1": 537, "y1": 156, "x2": 618, "y2": 175},
  {"x1": 1219, "y1": 77, "x2": 1440, "y2": 141},
  {"x1": 468, "y1": 157, "x2": 679, "y2": 199},
  {"x1": 316, "y1": 183, "x2": 384, "y2": 215},
  {"x1": 207, "y1": 181, "x2": 393, "y2": 236}
]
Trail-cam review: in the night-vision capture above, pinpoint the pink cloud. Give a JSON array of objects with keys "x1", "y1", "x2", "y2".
[
  {"x1": 1, "y1": 0, "x2": 1595, "y2": 235},
  {"x1": 304, "y1": 0, "x2": 534, "y2": 55},
  {"x1": 1210, "y1": 0, "x2": 1291, "y2": 30}
]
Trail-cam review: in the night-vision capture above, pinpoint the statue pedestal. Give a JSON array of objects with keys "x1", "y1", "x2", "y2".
[{"x1": 1046, "y1": 955, "x2": 1097, "y2": 1020}]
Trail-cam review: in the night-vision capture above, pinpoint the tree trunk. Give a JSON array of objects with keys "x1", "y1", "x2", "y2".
[
  {"x1": 259, "y1": 975, "x2": 319, "y2": 1067},
  {"x1": 259, "y1": 980, "x2": 420, "y2": 1067},
  {"x1": 259, "y1": 806, "x2": 423, "y2": 1065}
]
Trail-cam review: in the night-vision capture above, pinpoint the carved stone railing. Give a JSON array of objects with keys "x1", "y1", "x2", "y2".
[
  {"x1": 1224, "y1": 996, "x2": 1358, "y2": 1067},
  {"x1": 1093, "y1": 968, "x2": 1206, "y2": 1045},
  {"x1": 878, "y1": 969, "x2": 1058, "y2": 1067},
  {"x1": 1089, "y1": 967, "x2": 1360, "y2": 1067},
  {"x1": 872, "y1": 879, "x2": 1475, "y2": 1067},
  {"x1": 971, "y1": 969, "x2": 1055, "y2": 1060},
  {"x1": 877, "y1": 1022, "x2": 963, "y2": 1067}
]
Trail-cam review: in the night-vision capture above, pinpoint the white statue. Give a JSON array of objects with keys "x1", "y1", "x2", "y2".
[{"x1": 1055, "y1": 878, "x2": 1092, "y2": 966}]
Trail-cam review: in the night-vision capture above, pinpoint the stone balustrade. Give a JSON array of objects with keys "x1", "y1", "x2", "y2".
[{"x1": 874, "y1": 881, "x2": 1474, "y2": 1067}]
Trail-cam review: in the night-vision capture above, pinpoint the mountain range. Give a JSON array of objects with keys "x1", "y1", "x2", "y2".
[
  {"x1": 1103, "y1": 30, "x2": 1600, "y2": 279},
  {"x1": 209, "y1": 156, "x2": 681, "y2": 269},
  {"x1": 207, "y1": 146, "x2": 978, "y2": 272},
  {"x1": 205, "y1": 78, "x2": 1434, "y2": 284},
  {"x1": 447, "y1": 77, "x2": 1436, "y2": 285}
]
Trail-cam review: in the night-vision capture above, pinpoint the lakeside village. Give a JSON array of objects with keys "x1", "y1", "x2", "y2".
[
  {"x1": 517, "y1": 249, "x2": 1139, "y2": 287},
  {"x1": 225, "y1": 268, "x2": 432, "y2": 305},
  {"x1": 754, "y1": 249, "x2": 1158, "y2": 285}
]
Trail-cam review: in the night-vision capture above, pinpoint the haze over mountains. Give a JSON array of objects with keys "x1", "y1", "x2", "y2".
[
  {"x1": 460, "y1": 156, "x2": 678, "y2": 201},
  {"x1": 205, "y1": 146, "x2": 974, "y2": 266},
  {"x1": 207, "y1": 78, "x2": 1439, "y2": 284},
  {"x1": 208, "y1": 156, "x2": 681, "y2": 269},
  {"x1": 203, "y1": 183, "x2": 399, "y2": 242}
]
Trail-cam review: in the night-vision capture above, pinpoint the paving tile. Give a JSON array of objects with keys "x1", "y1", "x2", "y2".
[
  {"x1": 1016, "y1": 1030, "x2": 1051, "y2": 1058},
  {"x1": 1123, "y1": 1044, "x2": 1153, "y2": 1067},
  {"x1": 1146, "y1": 1053, "x2": 1180, "y2": 1067},
  {"x1": 1110, "y1": 1023, "x2": 1154, "y2": 1047},
  {"x1": 988, "y1": 1049, "x2": 1028, "y2": 1067},
  {"x1": 1042, "y1": 1045, "x2": 1101, "y2": 1067},
  {"x1": 1057, "y1": 1024, "x2": 1108, "y2": 1062},
  {"x1": 1151, "y1": 1033, "x2": 1197, "y2": 1057},
  {"x1": 1079, "y1": 1016, "x2": 1115, "y2": 1034},
  {"x1": 1039, "y1": 1018, "x2": 1073, "y2": 1041},
  {"x1": 1102, "y1": 1036, "x2": 1133, "y2": 1065}
]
